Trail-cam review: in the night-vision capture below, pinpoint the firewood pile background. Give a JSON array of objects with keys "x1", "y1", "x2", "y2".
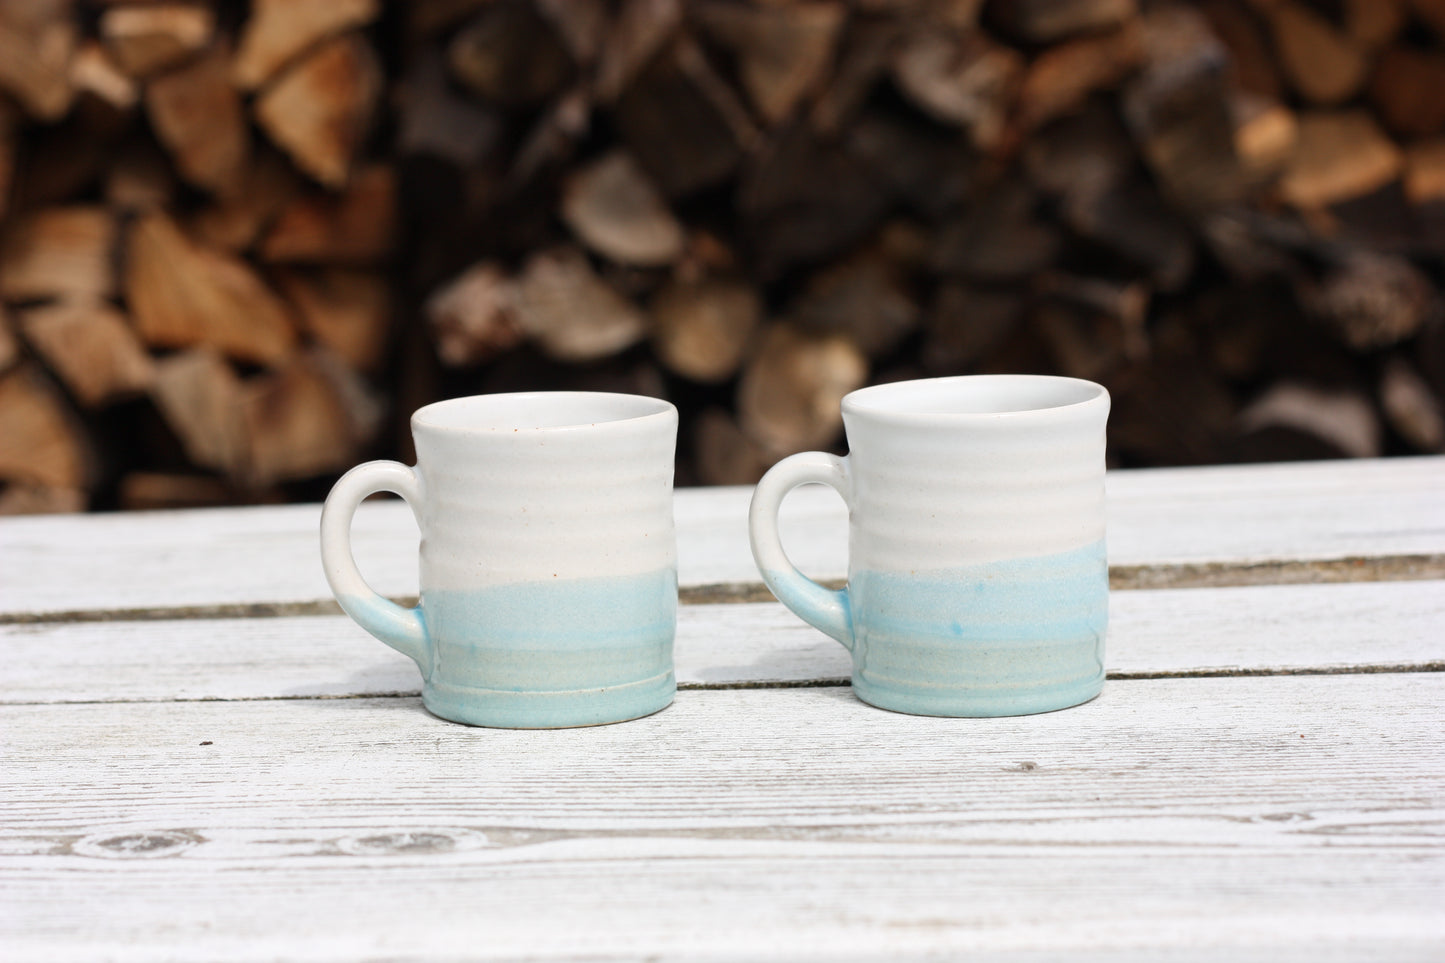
[{"x1": 0, "y1": 0, "x2": 1442, "y2": 513}]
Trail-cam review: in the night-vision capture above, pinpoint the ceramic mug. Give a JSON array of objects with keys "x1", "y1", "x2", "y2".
[
  {"x1": 321, "y1": 392, "x2": 679, "y2": 728},
  {"x1": 749, "y1": 375, "x2": 1110, "y2": 717}
]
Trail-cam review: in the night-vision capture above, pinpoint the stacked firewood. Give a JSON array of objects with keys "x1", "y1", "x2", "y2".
[
  {"x1": 0, "y1": 0, "x2": 391, "y2": 511},
  {"x1": 1, "y1": 0, "x2": 1443, "y2": 512}
]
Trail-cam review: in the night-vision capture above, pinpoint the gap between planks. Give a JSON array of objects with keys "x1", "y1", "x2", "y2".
[
  {"x1": 2, "y1": 552, "x2": 1442, "y2": 626},
  {"x1": 5, "y1": 661, "x2": 1445, "y2": 708}
]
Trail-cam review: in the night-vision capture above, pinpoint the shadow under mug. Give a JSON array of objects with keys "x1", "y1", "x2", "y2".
[
  {"x1": 749, "y1": 375, "x2": 1111, "y2": 717},
  {"x1": 321, "y1": 392, "x2": 679, "y2": 728}
]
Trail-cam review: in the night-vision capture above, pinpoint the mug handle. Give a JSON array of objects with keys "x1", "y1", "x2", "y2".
[
  {"x1": 748, "y1": 452, "x2": 854, "y2": 650},
  {"x1": 320, "y1": 461, "x2": 431, "y2": 674}
]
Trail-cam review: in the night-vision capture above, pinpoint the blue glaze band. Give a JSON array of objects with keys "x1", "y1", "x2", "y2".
[
  {"x1": 343, "y1": 568, "x2": 677, "y2": 728},
  {"x1": 775, "y1": 540, "x2": 1108, "y2": 718}
]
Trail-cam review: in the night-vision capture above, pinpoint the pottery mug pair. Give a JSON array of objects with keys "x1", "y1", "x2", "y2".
[{"x1": 320, "y1": 375, "x2": 1111, "y2": 729}]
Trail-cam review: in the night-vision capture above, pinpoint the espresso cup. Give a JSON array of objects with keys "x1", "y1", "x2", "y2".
[
  {"x1": 749, "y1": 375, "x2": 1110, "y2": 717},
  {"x1": 321, "y1": 392, "x2": 678, "y2": 728}
]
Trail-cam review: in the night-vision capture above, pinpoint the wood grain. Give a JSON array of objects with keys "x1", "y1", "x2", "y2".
[
  {"x1": 0, "y1": 458, "x2": 1440, "y2": 620},
  {"x1": 3, "y1": 580, "x2": 1442, "y2": 705},
  {"x1": 2, "y1": 676, "x2": 1442, "y2": 961}
]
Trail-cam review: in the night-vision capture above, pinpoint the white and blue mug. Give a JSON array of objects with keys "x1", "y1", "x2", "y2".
[
  {"x1": 321, "y1": 392, "x2": 678, "y2": 728},
  {"x1": 749, "y1": 375, "x2": 1110, "y2": 717}
]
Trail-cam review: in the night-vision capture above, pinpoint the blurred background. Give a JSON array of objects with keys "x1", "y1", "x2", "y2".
[{"x1": 0, "y1": 0, "x2": 1441, "y2": 514}]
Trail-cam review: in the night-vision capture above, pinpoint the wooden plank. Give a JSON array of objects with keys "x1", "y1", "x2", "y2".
[
  {"x1": 3, "y1": 580, "x2": 1442, "y2": 705},
  {"x1": 0, "y1": 458, "x2": 1441, "y2": 620},
  {"x1": 2, "y1": 676, "x2": 1442, "y2": 960}
]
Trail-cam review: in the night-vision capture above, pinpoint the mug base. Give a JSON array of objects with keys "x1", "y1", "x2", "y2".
[
  {"x1": 852, "y1": 674, "x2": 1104, "y2": 718},
  {"x1": 422, "y1": 670, "x2": 676, "y2": 728}
]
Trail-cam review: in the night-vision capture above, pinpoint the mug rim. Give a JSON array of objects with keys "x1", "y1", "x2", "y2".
[
  {"x1": 412, "y1": 391, "x2": 677, "y2": 434},
  {"x1": 842, "y1": 374, "x2": 1108, "y2": 422}
]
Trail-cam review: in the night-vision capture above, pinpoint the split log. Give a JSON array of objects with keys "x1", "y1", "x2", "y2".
[
  {"x1": 0, "y1": 0, "x2": 76, "y2": 121},
  {"x1": 99, "y1": 4, "x2": 212, "y2": 78},
  {"x1": 424, "y1": 261, "x2": 523, "y2": 367},
  {"x1": 595, "y1": 0, "x2": 682, "y2": 102},
  {"x1": 691, "y1": 0, "x2": 846, "y2": 126},
  {"x1": 145, "y1": 44, "x2": 250, "y2": 196},
  {"x1": 240, "y1": 350, "x2": 380, "y2": 486},
  {"x1": 233, "y1": 0, "x2": 379, "y2": 91},
  {"x1": 1299, "y1": 250, "x2": 1435, "y2": 350},
  {"x1": 17, "y1": 300, "x2": 154, "y2": 406},
  {"x1": 254, "y1": 33, "x2": 381, "y2": 190},
  {"x1": 511, "y1": 247, "x2": 648, "y2": 363},
  {"x1": 1403, "y1": 139, "x2": 1445, "y2": 204},
  {"x1": 1122, "y1": 4, "x2": 1245, "y2": 211},
  {"x1": 1232, "y1": 93, "x2": 1298, "y2": 181},
  {"x1": 1013, "y1": 19, "x2": 1144, "y2": 134},
  {"x1": 259, "y1": 164, "x2": 395, "y2": 264},
  {"x1": 1381, "y1": 356, "x2": 1445, "y2": 451},
  {"x1": 126, "y1": 211, "x2": 297, "y2": 365},
  {"x1": 1266, "y1": 0, "x2": 1369, "y2": 105},
  {"x1": 737, "y1": 322, "x2": 867, "y2": 455},
  {"x1": 1369, "y1": 46, "x2": 1445, "y2": 137},
  {"x1": 989, "y1": 0, "x2": 1137, "y2": 43},
  {"x1": 921, "y1": 283, "x2": 1024, "y2": 374},
  {"x1": 0, "y1": 365, "x2": 92, "y2": 490},
  {"x1": 693, "y1": 407, "x2": 771, "y2": 486},
  {"x1": 118, "y1": 472, "x2": 235, "y2": 511},
  {"x1": 149, "y1": 348, "x2": 246, "y2": 477},
  {"x1": 788, "y1": 252, "x2": 918, "y2": 358},
  {"x1": 69, "y1": 39, "x2": 138, "y2": 112},
  {"x1": 561, "y1": 151, "x2": 684, "y2": 267},
  {"x1": 447, "y1": 0, "x2": 574, "y2": 107},
  {"x1": 275, "y1": 269, "x2": 391, "y2": 375},
  {"x1": 891, "y1": 29, "x2": 1022, "y2": 150},
  {"x1": 614, "y1": 38, "x2": 758, "y2": 198},
  {"x1": 1237, "y1": 382, "x2": 1382, "y2": 459},
  {"x1": 650, "y1": 275, "x2": 760, "y2": 383},
  {"x1": 0, "y1": 483, "x2": 85, "y2": 515},
  {"x1": 188, "y1": 147, "x2": 300, "y2": 252},
  {"x1": 0, "y1": 206, "x2": 115, "y2": 302},
  {"x1": 1278, "y1": 110, "x2": 1403, "y2": 209}
]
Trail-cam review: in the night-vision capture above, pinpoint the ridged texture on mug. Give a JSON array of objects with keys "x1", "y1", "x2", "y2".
[
  {"x1": 844, "y1": 411, "x2": 1107, "y2": 571},
  {"x1": 414, "y1": 418, "x2": 677, "y2": 588},
  {"x1": 849, "y1": 540, "x2": 1107, "y2": 717}
]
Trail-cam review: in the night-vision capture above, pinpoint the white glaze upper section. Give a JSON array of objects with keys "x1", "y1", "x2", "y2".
[
  {"x1": 411, "y1": 392, "x2": 678, "y2": 588},
  {"x1": 841, "y1": 375, "x2": 1109, "y2": 569}
]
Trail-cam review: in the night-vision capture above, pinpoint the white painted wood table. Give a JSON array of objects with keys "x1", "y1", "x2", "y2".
[{"x1": 3, "y1": 457, "x2": 1443, "y2": 961}]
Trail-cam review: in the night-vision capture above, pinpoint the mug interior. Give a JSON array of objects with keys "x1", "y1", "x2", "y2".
[
  {"x1": 413, "y1": 392, "x2": 674, "y2": 432},
  {"x1": 844, "y1": 375, "x2": 1104, "y2": 418}
]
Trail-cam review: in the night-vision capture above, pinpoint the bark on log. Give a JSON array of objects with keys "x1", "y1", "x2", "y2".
[{"x1": 424, "y1": 261, "x2": 523, "y2": 368}]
